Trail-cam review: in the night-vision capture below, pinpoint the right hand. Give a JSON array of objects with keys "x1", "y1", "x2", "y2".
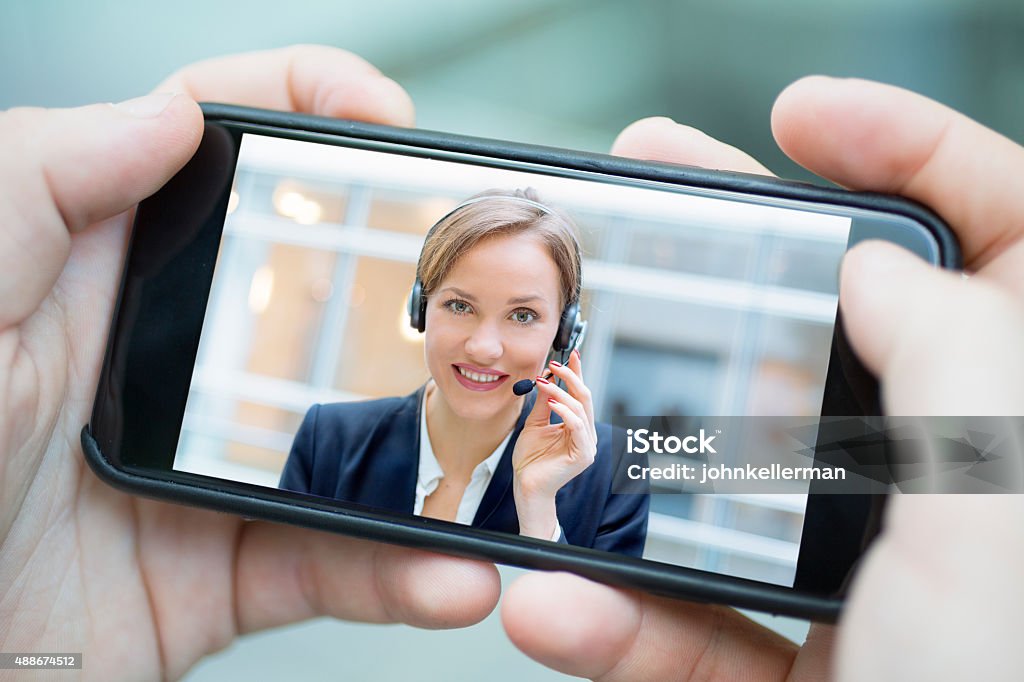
[
  {"x1": 0, "y1": 45, "x2": 499, "y2": 681},
  {"x1": 512, "y1": 349, "x2": 598, "y2": 539},
  {"x1": 502, "y1": 77, "x2": 1024, "y2": 681}
]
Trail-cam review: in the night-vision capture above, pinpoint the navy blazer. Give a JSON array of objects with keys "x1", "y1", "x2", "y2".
[{"x1": 279, "y1": 386, "x2": 649, "y2": 557}]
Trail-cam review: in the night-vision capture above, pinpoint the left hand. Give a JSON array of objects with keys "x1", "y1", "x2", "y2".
[
  {"x1": 0, "y1": 45, "x2": 499, "y2": 681},
  {"x1": 511, "y1": 349, "x2": 598, "y2": 539}
]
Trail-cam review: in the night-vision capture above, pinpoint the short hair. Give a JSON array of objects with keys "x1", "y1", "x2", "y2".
[{"x1": 416, "y1": 188, "x2": 582, "y2": 310}]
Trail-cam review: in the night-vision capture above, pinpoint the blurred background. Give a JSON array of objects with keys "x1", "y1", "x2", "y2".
[
  {"x1": 4, "y1": 1, "x2": 1024, "y2": 179},
  {"x1": 3, "y1": 0, "x2": 1021, "y2": 679}
]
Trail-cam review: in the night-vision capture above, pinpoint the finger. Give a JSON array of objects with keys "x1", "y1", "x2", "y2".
[
  {"x1": 0, "y1": 94, "x2": 202, "y2": 328},
  {"x1": 157, "y1": 44, "x2": 415, "y2": 126},
  {"x1": 523, "y1": 384, "x2": 555, "y2": 427},
  {"x1": 974, "y1": 237, "x2": 1024, "y2": 301},
  {"x1": 502, "y1": 572, "x2": 808, "y2": 681},
  {"x1": 611, "y1": 116, "x2": 774, "y2": 176},
  {"x1": 536, "y1": 377, "x2": 587, "y2": 425},
  {"x1": 130, "y1": 500, "x2": 499, "y2": 679},
  {"x1": 548, "y1": 354, "x2": 585, "y2": 393},
  {"x1": 840, "y1": 240, "x2": 1024, "y2": 415},
  {"x1": 548, "y1": 357, "x2": 586, "y2": 396},
  {"x1": 836, "y1": 496, "x2": 1024, "y2": 682},
  {"x1": 233, "y1": 521, "x2": 501, "y2": 634},
  {"x1": 793, "y1": 623, "x2": 838, "y2": 680},
  {"x1": 548, "y1": 354, "x2": 596, "y2": 436},
  {"x1": 568, "y1": 349, "x2": 598, "y2": 439},
  {"x1": 544, "y1": 399, "x2": 588, "y2": 442},
  {"x1": 570, "y1": 347, "x2": 583, "y2": 380},
  {"x1": 772, "y1": 76, "x2": 1024, "y2": 270}
]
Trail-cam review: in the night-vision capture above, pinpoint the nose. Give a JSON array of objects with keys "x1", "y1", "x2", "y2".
[{"x1": 464, "y1": 318, "x2": 503, "y2": 364}]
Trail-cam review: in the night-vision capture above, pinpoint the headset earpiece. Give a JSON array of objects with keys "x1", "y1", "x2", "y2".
[
  {"x1": 553, "y1": 300, "x2": 580, "y2": 352},
  {"x1": 407, "y1": 278, "x2": 426, "y2": 332}
]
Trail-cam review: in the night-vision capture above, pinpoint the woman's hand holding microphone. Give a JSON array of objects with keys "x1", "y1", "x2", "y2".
[{"x1": 511, "y1": 349, "x2": 598, "y2": 539}]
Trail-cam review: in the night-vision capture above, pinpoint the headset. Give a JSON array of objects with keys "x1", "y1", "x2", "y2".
[{"x1": 406, "y1": 194, "x2": 587, "y2": 391}]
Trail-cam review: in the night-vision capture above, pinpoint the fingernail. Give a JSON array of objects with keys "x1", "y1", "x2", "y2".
[
  {"x1": 112, "y1": 92, "x2": 178, "y2": 118},
  {"x1": 536, "y1": 377, "x2": 550, "y2": 385},
  {"x1": 547, "y1": 398, "x2": 557, "y2": 404},
  {"x1": 549, "y1": 361, "x2": 562, "y2": 368},
  {"x1": 573, "y1": 349, "x2": 581, "y2": 359}
]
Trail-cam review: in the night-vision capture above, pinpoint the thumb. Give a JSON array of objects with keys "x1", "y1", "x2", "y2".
[
  {"x1": 0, "y1": 93, "x2": 203, "y2": 328},
  {"x1": 839, "y1": 240, "x2": 1024, "y2": 415}
]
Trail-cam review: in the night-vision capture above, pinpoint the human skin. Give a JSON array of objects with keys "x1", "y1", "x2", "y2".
[
  {"x1": 0, "y1": 45, "x2": 503, "y2": 681},
  {"x1": 420, "y1": 232, "x2": 598, "y2": 539},
  {"x1": 422, "y1": 233, "x2": 562, "y2": 432},
  {"x1": 5, "y1": 48, "x2": 1023, "y2": 680},
  {"x1": 501, "y1": 76, "x2": 1024, "y2": 681}
]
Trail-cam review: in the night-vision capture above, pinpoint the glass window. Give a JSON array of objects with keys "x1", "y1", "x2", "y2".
[
  {"x1": 602, "y1": 340, "x2": 722, "y2": 420},
  {"x1": 243, "y1": 243, "x2": 339, "y2": 383},
  {"x1": 242, "y1": 172, "x2": 350, "y2": 225},
  {"x1": 627, "y1": 221, "x2": 757, "y2": 280},
  {"x1": 366, "y1": 189, "x2": 460, "y2": 235},
  {"x1": 563, "y1": 208, "x2": 608, "y2": 261},
  {"x1": 732, "y1": 503, "x2": 804, "y2": 543},
  {"x1": 744, "y1": 316, "x2": 835, "y2": 417},
  {"x1": 332, "y1": 256, "x2": 429, "y2": 399},
  {"x1": 764, "y1": 238, "x2": 844, "y2": 294}
]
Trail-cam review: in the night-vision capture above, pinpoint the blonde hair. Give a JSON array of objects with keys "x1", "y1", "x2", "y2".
[{"x1": 417, "y1": 188, "x2": 582, "y2": 310}]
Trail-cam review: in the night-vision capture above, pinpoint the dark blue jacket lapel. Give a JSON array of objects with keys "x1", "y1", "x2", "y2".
[{"x1": 472, "y1": 391, "x2": 536, "y2": 530}]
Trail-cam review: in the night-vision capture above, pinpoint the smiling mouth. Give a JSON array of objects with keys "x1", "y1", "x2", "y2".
[
  {"x1": 457, "y1": 366, "x2": 504, "y2": 383},
  {"x1": 451, "y1": 365, "x2": 510, "y2": 392}
]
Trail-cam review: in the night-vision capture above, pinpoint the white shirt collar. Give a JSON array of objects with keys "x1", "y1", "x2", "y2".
[
  {"x1": 416, "y1": 387, "x2": 512, "y2": 498},
  {"x1": 414, "y1": 387, "x2": 561, "y2": 541}
]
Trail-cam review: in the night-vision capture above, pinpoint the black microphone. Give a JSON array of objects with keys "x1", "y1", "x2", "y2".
[
  {"x1": 512, "y1": 378, "x2": 535, "y2": 396},
  {"x1": 512, "y1": 371, "x2": 555, "y2": 396}
]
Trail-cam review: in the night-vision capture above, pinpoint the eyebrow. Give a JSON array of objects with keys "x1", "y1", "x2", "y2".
[{"x1": 439, "y1": 287, "x2": 547, "y2": 306}]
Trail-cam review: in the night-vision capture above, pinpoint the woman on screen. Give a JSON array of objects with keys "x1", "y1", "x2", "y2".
[{"x1": 279, "y1": 188, "x2": 648, "y2": 557}]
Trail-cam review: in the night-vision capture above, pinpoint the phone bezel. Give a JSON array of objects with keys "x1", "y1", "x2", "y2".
[{"x1": 83, "y1": 104, "x2": 961, "y2": 623}]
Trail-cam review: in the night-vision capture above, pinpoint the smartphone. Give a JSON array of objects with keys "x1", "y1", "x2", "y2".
[{"x1": 82, "y1": 104, "x2": 960, "y2": 623}]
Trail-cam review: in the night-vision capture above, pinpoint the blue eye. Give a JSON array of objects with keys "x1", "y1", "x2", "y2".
[
  {"x1": 511, "y1": 309, "x2": 537, "y2": 325},
  {"x1": 444, "y1": 298, "x2": 473, "y2": 315}
]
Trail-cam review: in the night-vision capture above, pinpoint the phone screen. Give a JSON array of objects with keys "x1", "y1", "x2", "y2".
[{"x1": 157, "y1": 129, "x2": 880, "y2": 591}]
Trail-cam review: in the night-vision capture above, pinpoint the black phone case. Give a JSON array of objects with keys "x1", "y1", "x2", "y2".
[{"x1": 82, "y1": 103, "x2": 961, "y2": 623}]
